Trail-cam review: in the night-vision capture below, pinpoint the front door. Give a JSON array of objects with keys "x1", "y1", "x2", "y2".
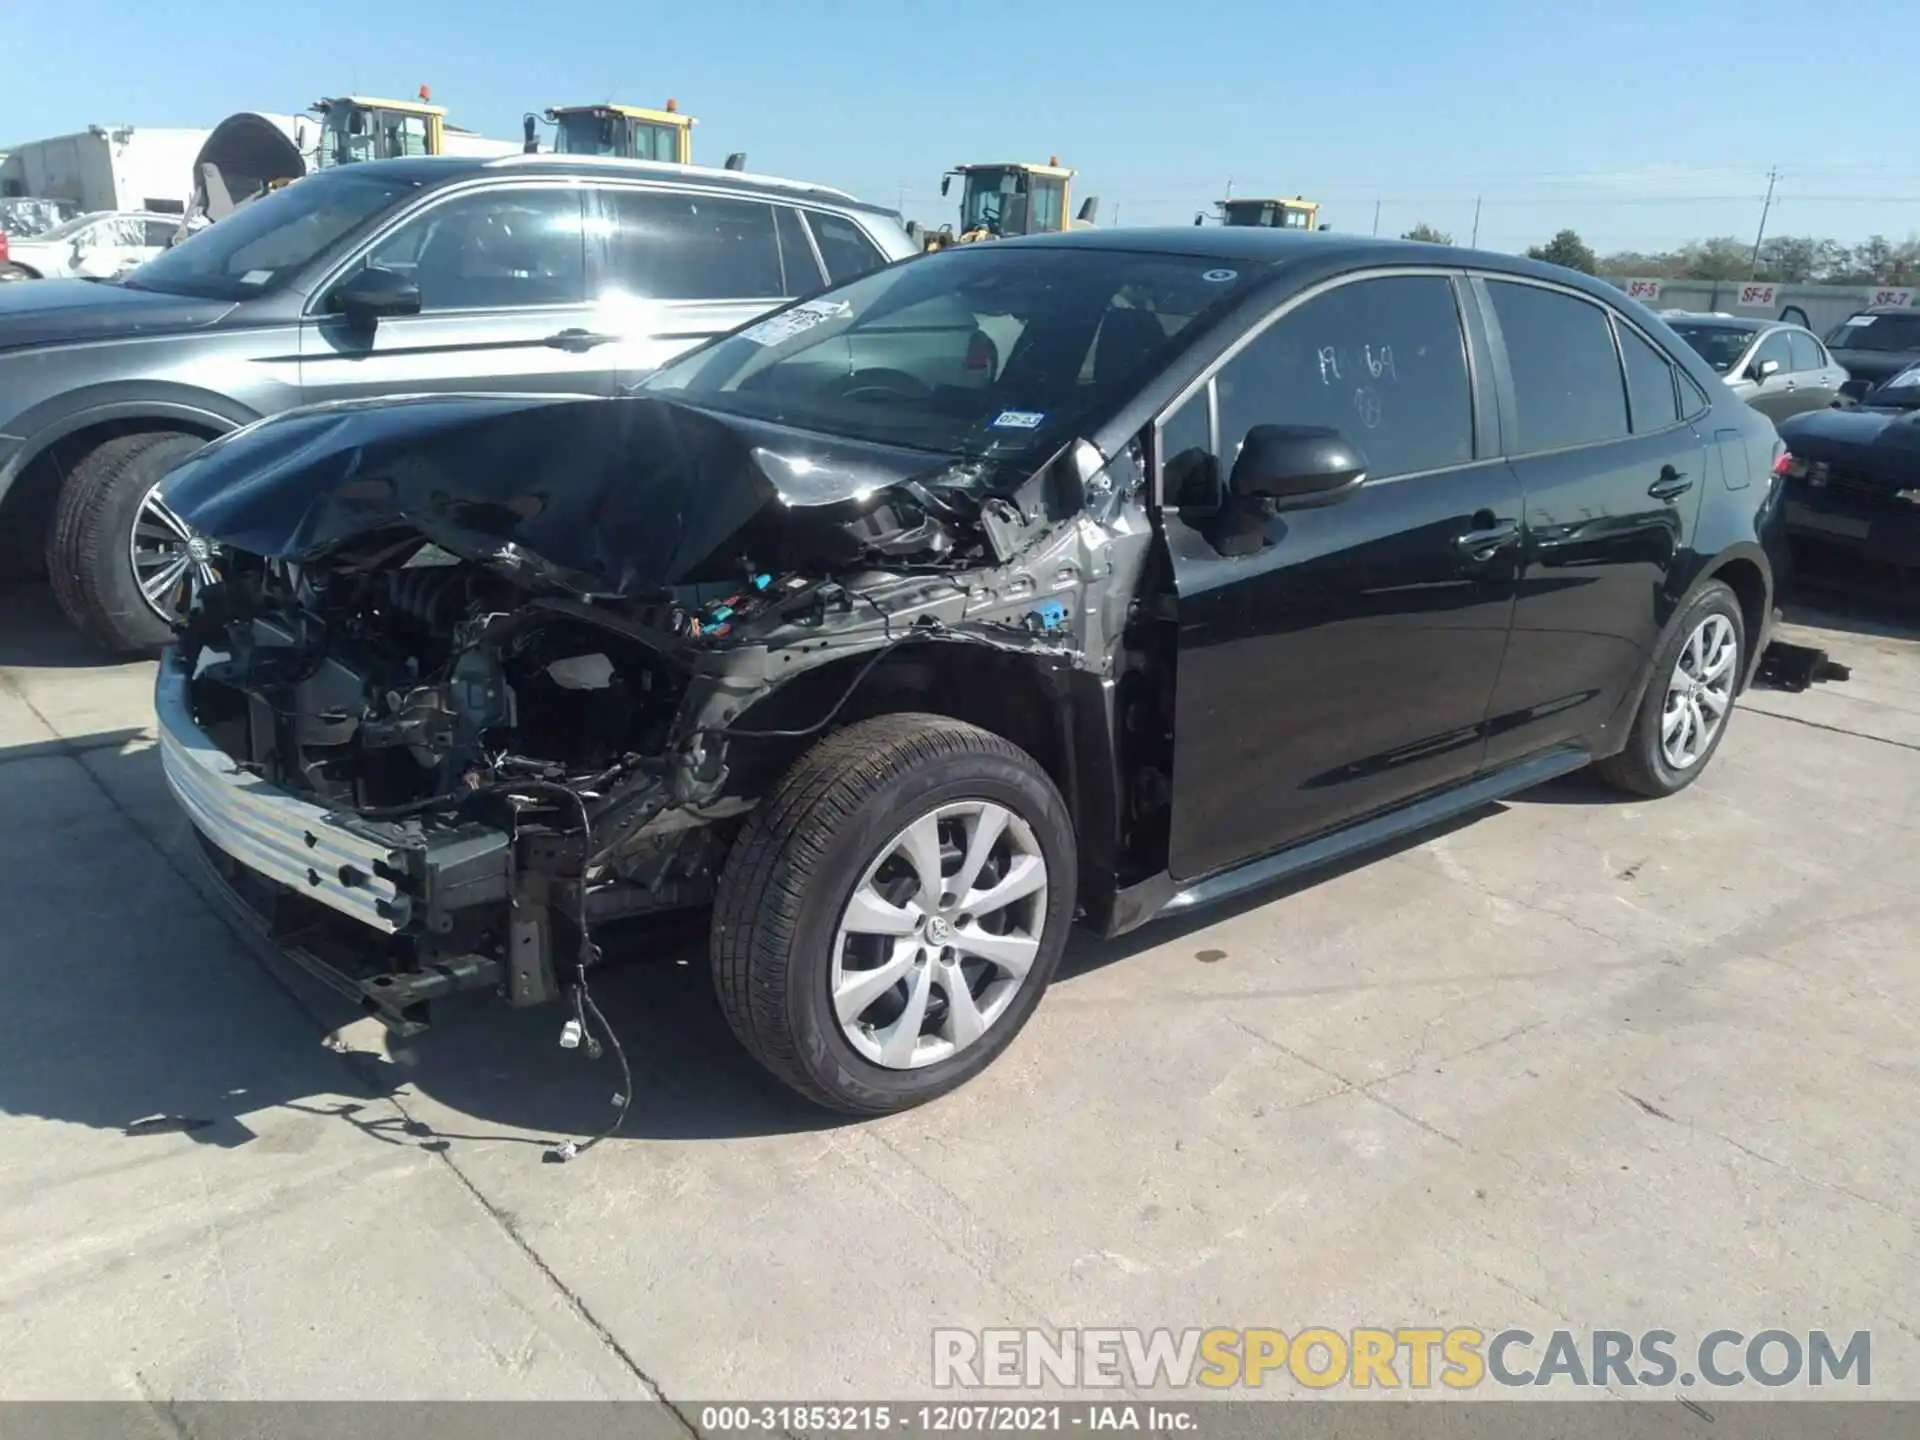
[
  {"x1": 300, "y1": 183, "x2": 615, "y2": 402},
  {"x1": 1160, "y1": 272, "x2": 1522, "y2": 883},
  {"x1": 1477, "y1": 279, "x2": 1706, "y2": 767}
]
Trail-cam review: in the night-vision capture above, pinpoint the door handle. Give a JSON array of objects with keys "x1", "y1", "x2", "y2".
[
  {"x1": 1453, "y1": 517, "x2": 1520, "y2": 560},
  {"x1": 1648, "y1": 465, "x2": 1693, "y2": 501},
  {"x1": 544, "y1": 328, "x2": 619, "y2": 353}
]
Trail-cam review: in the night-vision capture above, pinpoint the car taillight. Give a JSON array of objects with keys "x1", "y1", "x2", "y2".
[
  {"x1": 0, "y1": 232, "x2": 9, "y2": 263},
  {"x1": 1772, "y1": 442, "x2": 1793, "y2": 478}
]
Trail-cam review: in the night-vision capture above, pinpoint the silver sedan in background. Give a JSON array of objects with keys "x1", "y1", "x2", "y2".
[{"x1": 1664, "y1": 313, "x2": 1850, "y2": 419}]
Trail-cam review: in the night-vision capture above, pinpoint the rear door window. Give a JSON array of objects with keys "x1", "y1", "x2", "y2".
[
  {"x1": 1486, "y1": 281, "x2": 1628, "y2": 452},
  {"x1": 1787, "y1": 331, "x2": 1825, "y2": 373},
  {"x1": 805, "y1": 211, "x2": 889, "y2": 285},
  {"x1": 603, "y1": 189, "x2": 786, "y2": 300},
  {"x1": 1618, "y1": 323, "x2": 1680, "y2": 432}
]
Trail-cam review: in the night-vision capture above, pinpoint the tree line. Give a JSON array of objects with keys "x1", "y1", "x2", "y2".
[{"x1": 1396, "y1": 223, "x2": 1920, "y2": 285}]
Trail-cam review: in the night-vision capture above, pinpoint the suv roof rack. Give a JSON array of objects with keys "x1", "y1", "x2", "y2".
[{"x1": 483, "y1": 152, "x2": 856, "y2": 202}]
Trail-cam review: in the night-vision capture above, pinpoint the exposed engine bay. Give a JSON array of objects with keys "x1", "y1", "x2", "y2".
[{"x1": 160, "y1": 394, "x2": 1170, "y2": 1038}]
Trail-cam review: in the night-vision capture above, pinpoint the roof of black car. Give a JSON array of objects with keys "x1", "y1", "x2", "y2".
[{"x1": 989, "y1": 226, "x2": 1615, "y2": 285}]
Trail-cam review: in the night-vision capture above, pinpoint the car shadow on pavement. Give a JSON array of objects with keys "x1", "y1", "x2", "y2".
[
  {"x1": 0, "y1": 582, "x2": 122, "y2": 669},
  {"x1": 1779, "y1": 582, "x2": 1920, "y2": 643}
]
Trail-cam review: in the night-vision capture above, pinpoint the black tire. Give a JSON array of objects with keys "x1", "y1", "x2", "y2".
[
  {"x1": 712, "y1": 714, "x2": 1077, "y2": 1115},
  {"x1": 0, "y1": 264, "x2": 37, "y2": 283},
  {"x1": 1594, "y1": 580, "x2": 1746, "y2": 798},
  {"x1": 47, "y1": 430, "x2": 206, "y2": 654}
]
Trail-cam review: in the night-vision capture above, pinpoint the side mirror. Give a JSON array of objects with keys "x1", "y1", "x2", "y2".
[
  {"x1": 940, "y1": 175, "x2": 952, "y2": 197},
  {"x1": 1077, "y1": 196, "x2": 1099, "y2": 224},
  {"x1": 1229, "y1": 425, "x2": 1367, "y2": 508},
  {"x1": 331, "y1": 265, "x2": 422, "y2": 324},
  {"x1": 1753, "y1": 357, "x2": 1781, "y2": 382}
]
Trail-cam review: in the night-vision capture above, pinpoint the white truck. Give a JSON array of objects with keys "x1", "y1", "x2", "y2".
[{"x1": 0, "y1": 126, "x2": 207, "y2": 217}]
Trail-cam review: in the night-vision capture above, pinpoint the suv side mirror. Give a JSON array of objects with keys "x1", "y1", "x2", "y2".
[
  {"x1": 331, "y1": 265, "x2": 422, "y2": 324},
  {"x1": 1229, "y1": 425, "x2": 1367, "y2": 508},
  {"x1": 1752, "y1": 357, "x2": 1781, "y2": 382}
]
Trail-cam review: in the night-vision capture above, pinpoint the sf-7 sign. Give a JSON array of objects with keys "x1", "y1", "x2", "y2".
[{"x1": 1868, "y1": 288, "x2": 1916, "y2": 308}]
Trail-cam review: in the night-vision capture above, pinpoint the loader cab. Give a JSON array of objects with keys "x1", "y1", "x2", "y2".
[
  {"x1": 313, "y1": 96, "x2": 445, "y2": 167},
  {"x1": 1210, "y1": 196, "x2": 1321, "y2": 230},
  {"x1": 544, "y1": 102, "x2": 693, "y2": 163},
  {"x1": 941, "y1": 161, "x2": 1084, "y2": 239}
]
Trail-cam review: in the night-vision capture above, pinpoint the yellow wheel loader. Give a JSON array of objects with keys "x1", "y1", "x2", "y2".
[{"x1": 913, "y1": 159, "x2": 1099, "y2": 251}]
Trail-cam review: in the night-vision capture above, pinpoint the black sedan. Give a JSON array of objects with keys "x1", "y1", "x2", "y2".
[{"x1": 1777, "y1": 364, "x2": 1920, "y2": 575}]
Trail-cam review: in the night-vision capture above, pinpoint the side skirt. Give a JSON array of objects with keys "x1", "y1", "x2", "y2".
[{"x1": 1105, "y1": 744, "x2": 1592, "y2": 936}]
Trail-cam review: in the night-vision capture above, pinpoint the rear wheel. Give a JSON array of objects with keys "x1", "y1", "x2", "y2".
[
  {"x1": 1595, "y1": 581, "x2": 1745, "y2": 798},
  {"x1": 0, "y1": 264, "x2": 37, "y2": 283},
  {"x1": 711, "y1": 714, "x2": 1076, "y2": 1114},
  {"x1": 47, "y1": 430, "x2": 212, "y2": 653}
]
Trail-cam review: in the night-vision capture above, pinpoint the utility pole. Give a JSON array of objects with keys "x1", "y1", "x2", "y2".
[
  {"x1": 1470, "y1": 196, "x2": 1482, "y2": 248},
  {"x1": 1112, "y1": 201, "x2": 1121, "y2": 227},
  {"x1": 1371, "y1": 198, "x2": 1381, "y2": 237},
  {"x1": 1748, "y1": 166, "x2": 1779, "y2": 278}
]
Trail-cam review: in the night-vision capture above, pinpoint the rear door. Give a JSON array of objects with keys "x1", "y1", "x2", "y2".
[
  {"x1": 1479, "y1": 278, "x2": 1706, "y2": 769},
  {"x1": 1160, "y1": 270, "x2": 1523, "y2": 881},
  {"x1": 598, "y1": 187, "x2": 822, "y2": 391},
  {"x1": 299, "y1": 181, "x2": 612, "y2": 401},
  {"x1": 1787, "y1": 329, "x2": 1841, "y2": 412}
]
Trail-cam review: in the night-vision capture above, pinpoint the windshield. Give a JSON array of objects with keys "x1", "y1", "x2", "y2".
[
  {"x1": 120, "y1": 170, "x2": 422, "y2": 299},
  {"x1": 644, "y1": 245, "x2": 1266, "y2": 481},
  {"x1": 1826, "y1": 312, "x2": 1920, "y2": 353},
  {"x1": 1669, "y1": 322, "x2": 1759, "y2": 374},
  {"x1": 960, "y1": 170, "x2": 1022, "y2": 235}
]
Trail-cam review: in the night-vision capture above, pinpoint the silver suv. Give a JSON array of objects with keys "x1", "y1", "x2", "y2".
[{"x1": 0, "y1": 154, "x2": 917, "y2": 650}]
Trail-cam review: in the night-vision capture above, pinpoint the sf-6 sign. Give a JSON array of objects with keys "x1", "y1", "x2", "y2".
[{"x1": 1736, "y1": 283, "x2": 1777, "y2": 309}]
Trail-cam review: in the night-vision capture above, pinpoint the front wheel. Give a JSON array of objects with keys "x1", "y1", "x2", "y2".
[
  {"x1": 47, "y1": 430, "x2": 212, "y2": 653},
  {"x1": 1594, "y1": 581, "x2": 1745, "y2": 798},
  {"x1": 0, "y1": 264, "x2": 37, "y2": 283},
  {"x1": 711, "y1": 714, "x2": 1077, "y2": 1114}
]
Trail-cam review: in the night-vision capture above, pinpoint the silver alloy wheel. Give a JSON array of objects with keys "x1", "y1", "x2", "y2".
[
  {"x1": 830, "y1": 800, "x2": 1049, "y2": 1070},
  {"x1": 1661, "y1": 613, "x2": 1738, "y2": 771},
  {"x1": 130, "y1": 483, "x2": 218, "y2": 622}
]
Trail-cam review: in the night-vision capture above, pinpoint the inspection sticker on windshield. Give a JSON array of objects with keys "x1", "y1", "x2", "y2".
[
  {"x1": 1202, "y1": 268, "x2": 1238, "y2": 282},
  {"x1": 991, "y1": 410, "x2": 1046, "y2": 430},
  {"x1": 239, "y1": 270, "x2": 273, "y2": 286},
  {"x1": 740, "y1": 299, "x2": 851, "y2": 346},
  {"x1": 1843, "y1": 315, "x2": 1876, "y2": 327}
]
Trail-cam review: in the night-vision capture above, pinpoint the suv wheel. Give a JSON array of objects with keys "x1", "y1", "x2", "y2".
[
  {"x1": 1595, "y1": 581, "x2": 1745, "y2": 798},
  {"x1": 47, "y1": 431, "x2": 211, "y2": 653},
  {"x1": 712, "y1": 714, "x2": 1076, "y2": 1114}
]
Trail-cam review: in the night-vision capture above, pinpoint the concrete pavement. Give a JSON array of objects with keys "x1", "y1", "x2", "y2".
[{"x1": 2, "y1": 580, "x2": 1916, "y2": 1406}]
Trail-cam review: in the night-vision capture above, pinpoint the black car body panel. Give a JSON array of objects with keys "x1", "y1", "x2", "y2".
[{"x1": 1778, "y1": 399, "x2": 1920, "y2": 568}]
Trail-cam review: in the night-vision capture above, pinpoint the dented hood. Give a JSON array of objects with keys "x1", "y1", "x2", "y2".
[{"x1": 159, "y1": 393, "x2": 952, "y2": 594}]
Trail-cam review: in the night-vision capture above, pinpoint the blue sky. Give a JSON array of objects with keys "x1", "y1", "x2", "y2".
[{"x1": 8, "y1": 0, "x2": 1916, "y2": 255}]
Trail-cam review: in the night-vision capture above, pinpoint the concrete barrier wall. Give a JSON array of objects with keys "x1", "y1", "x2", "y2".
[{"x1": 1606, "y1": 278, "x2": 1916, "y2": 338}]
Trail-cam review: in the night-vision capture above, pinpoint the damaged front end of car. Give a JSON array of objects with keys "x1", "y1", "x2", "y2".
[{"x1": 156, "y1": 393, "x2": 1153, "y2": 1034}]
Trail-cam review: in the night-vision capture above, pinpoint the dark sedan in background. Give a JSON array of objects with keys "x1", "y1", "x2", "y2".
[
  {"x1": 1777, "y1": 363, "x2": 1920, "y2": 577},
  {"x1": 1665, "y1": 313, "x2": 1849, "y2": 419},
  {"x1": 1826, "y1": 308, "x2": 1920, "y2": 403}
]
